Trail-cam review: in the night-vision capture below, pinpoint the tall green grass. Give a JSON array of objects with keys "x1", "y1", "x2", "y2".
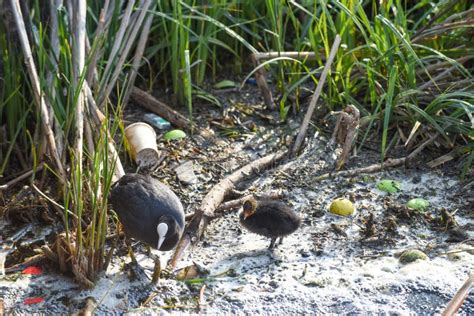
[{"x1": 143, "y1": 0, "x2": 472, "y2": 172}]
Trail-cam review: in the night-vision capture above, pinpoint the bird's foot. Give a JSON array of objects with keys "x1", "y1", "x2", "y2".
[
  {"x1": 160, "y1": 266, "x2": 173, "y2": 279},
  {"x1": 151, "y1": 257, "x2": 161, "y2": 284},
  {"x1": 268, "y1": 238, "x2": 277, "y2": 250},
  {"x1": 278, "y1": 237, "x2": 284, "y2": 245}
]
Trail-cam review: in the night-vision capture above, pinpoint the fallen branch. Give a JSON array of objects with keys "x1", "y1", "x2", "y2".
[
  {"x1": 441, "y1": 273, "x2": 474, "y2": 316},
  {"x1": 4, "y1": 253, "x2": 46, "y2": 274},
  {"x1": 167, "y1": 151, "x2": 286, "y2": 270},
  {"x1": 313, "y1": 157, "x2": 407, "y2": 181},
  {"x1": 291, "y1": 35, "x2": 341, "y2": 157},
  {"x1": 131, "y1": 87, "x2": 194, "y2": 131}
]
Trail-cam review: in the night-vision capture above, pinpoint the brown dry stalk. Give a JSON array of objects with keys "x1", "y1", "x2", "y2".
[
  {"x1": 250, "y1": 53, "x2": 275, "y2": 109},
  {"x1": 331, "y1": 105, "x2": 360, "y2": 170},
  {"x1": 9, "y1": 0, "x2": 66, "y2": 183},
  {"x1": 122, "y1": 3, "x2": 156, "y2": 107},
  {"x1": 291, "y1": 35, "x2": 341, "y2": 157},
  {"x1": 313, "y1": 157, "x2": 407, "y2": 181},
  {"x1": 441, "y1": 273, "x2": 474, "y2": 316}
]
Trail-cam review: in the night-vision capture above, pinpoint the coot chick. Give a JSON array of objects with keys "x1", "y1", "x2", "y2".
[
  {"x1": 239, "y1": 197, "x2": 301, "y2": 249},
  {"x1": 110, "y1": 173, "x2": 185, "y2": 251}
]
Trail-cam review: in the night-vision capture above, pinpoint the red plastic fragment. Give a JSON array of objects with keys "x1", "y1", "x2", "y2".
[
  {"x1": 22, "y1": 266, "x2": 43, "y2": 275},
  {"x1": 23, "y1": 297, "x2": 44, "y2": 305}
]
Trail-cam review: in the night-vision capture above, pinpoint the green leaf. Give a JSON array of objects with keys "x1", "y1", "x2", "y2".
[
  {"x1": 213, "y1": 80, "x2": 239, "y2": 89},
  {"x1": 164, "y1": 129, "x2": 187, "y2": 140},
  {"x1": 376, "y1": 179, "x2": 401, "y2": 193},
  {"x1": 406, "y1": 198, "x2": 429, "y2": 212}
]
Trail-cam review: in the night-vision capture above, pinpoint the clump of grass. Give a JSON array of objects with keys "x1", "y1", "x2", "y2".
[
  {"x1": 144, "y1": 1, "x2": 472, "y2": 172},
  {"x1": 0, "y1": 0, "x2": 153, "y2": 287}
]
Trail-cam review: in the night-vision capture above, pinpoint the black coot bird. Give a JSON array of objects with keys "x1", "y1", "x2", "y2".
[
  {"x1": 239, "y1": 196, "x2": 301, "y2": 249},
  {"x1": 110, "y1": 173, "x2": 185, "y2": 252}
]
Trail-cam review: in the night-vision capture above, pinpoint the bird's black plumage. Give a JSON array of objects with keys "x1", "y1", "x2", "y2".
[
  {"x1": 239, "y1": 197, "x2": 301, "y2": 249},
  {"x1": 110, "y1": 173, "x2": 184, "y2": 251}
]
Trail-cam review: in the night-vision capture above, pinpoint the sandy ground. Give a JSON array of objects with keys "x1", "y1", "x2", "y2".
[{"x1": 1, "y1": 142, "x2": 473, "y2": 314}]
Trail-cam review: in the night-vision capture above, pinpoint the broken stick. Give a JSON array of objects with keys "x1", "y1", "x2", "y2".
[
  {"x1": 313, "y1": 157, "x2": 407, "y2": 181},
  {"x1": 167, "y1": 151, "x2": 286, "y2": 270}
]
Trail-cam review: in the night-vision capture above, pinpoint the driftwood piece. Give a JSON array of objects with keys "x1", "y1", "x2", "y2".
[
  {"x1": 291, "y1": 35, "x2": 341, "y2": 157},
  {"x1": 441, "y1": 273, "x2": 473, "y2": 316},
  {"x1": 131, "y1": 87, "x2": 193, "y2": 130},
  {"x1": 167, "y1": 151, "x2": 286, "y2": 270}
]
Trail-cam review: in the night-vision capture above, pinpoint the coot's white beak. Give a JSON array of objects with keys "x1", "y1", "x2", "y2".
[{"x1": 156, "y1": 223, "x2": 168, "y2": 250}]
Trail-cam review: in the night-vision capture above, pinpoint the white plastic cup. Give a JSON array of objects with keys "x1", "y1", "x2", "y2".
[{"x1": 124, "y1": 122, "x2": 159, "y2": 169}]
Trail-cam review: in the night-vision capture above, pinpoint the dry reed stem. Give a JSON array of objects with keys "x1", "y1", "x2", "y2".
[
  {"x1": 291, "y1": 35, "x2": 341, "y2": 157},
  {"x1": 9, "y1": 0, "x2": 66, "y2": 183}
]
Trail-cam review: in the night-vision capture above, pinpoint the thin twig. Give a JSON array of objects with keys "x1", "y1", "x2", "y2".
[
  {"x1": 291, "y1": 35, "x2": 341, "y2": 157},
  {"x1": 0, "y1": 163, "x2": 44, "y2": 191},
  {"x1": 313, "y1": 157, "x2": 407, "y2": 182}
]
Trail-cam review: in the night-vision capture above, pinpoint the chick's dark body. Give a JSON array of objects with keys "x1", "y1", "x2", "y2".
[
  {"x1": 110, "y1": 173, "x2": 184, "y2": 251},
  {"x1": 239, "y1": 200, "x2": 301, "y2": 240}
]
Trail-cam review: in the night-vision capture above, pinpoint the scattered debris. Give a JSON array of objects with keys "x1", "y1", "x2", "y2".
[
  {"x1": 125, "y1": 122, "x2": 160, "y2": 169},
  {"x1": 175, "y1": 161, "x2": 197, "y2": 185},
  {"x1": 21, "y1": 266, "x2": 42, "y2": 275},
  {"x1": 144, "y1": 113, "x2": 171, "y2": 130},
  {"x1": 23, "y1": 297, "x2": 44, "y2": 305},
  {"x1": 406, "y1": 198, "x2": 430, "y2": 213}
]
